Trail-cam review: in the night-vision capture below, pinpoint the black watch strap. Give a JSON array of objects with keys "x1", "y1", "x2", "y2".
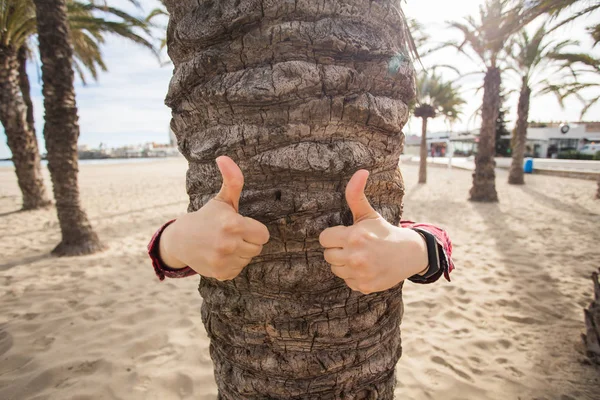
[{"x1": 410, "y1": 228, "x2": 441, "y2": 281}]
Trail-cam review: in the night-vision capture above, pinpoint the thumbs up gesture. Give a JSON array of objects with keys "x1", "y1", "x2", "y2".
[
  {"x1": 159, "y1": 156, "x2": 270, "y2": 280},
  {"x1": 319, "y1": 170, "x2": 430, "y2": 294}
]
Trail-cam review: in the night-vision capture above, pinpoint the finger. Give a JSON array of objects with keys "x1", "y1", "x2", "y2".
[
  {"x1": 242, "y1": 217, "x2": 270, "y2": 245},
  {"x1": 319, "y1": 226, "x2": 348, "y2": 249},
  {"x1": 236, "y1": 240, "x2": 263, "y2": 259},
  {"x1": 331, "y1": 265, "x2": 351, "y2": 280},
  {"x1": 214, "y1": 156, "x2": 244, "y2": 212},
  {"x1": 345, "y1": 170, "x2": 379, "y2": 224},
  {"x1": 323, "y1": 248, "x2": 347, "y2": 266}
]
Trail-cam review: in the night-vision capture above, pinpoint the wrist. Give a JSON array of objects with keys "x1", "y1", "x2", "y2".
[
  {"x1": 158, "y1": 221, "x2": 187, "y2": 270},
  {"x1": 407, "y1": 228, "x2": 430, "y2": 276}
]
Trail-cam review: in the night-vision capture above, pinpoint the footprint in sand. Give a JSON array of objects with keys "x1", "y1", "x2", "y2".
[
  {"x1": 430, "y1": 355, "x2": 473, "y2": 382},
  {"x1": 503, "y1": 314, "x2": 540, "y2": 325}
]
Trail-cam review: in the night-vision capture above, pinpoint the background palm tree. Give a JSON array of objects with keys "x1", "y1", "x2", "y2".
[
  {"x1": 1, "y1": 0, "x2": 153, "y2": 211},
  {"x1": 505, "y1": 23, "x2": 581, "y2": 184},
  {"x1": 30, "y1": 0, "x2": 150, "y2": 256},
  {"x1": 163, "y1": 0, "x2": 416, "y2": 397},
  {"x1": 414, "y1": 71, "x2": 464, "y2": 184},
  {"x1": 444, "y1": 0, "x2": 529, "y2": 202},
  {"x1": 551, "y1": 53, "x2": 600, "y2": 119},
  {"x1": 0, "y1": 0, "x2": 52, "y2": 210},
  {"x1": 526, "y1": 0, "x2": 600, "y2": 45}
]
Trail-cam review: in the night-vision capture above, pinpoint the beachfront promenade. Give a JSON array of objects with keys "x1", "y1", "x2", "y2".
[{"x1": 404, "y1": 156, "x2": 600, "y2": 180}]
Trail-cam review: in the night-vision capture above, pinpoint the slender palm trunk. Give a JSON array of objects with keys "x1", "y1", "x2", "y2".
[
  {"x1": 0, "y1": 47, "x2": 51, "y2": 210},
  {"x1": 596, "y1": 175, "x2": 599, "y2": 199},
  {"x1": 33, "y1": 0, "x2": 105, "y2": 256},
  {"x1": 17, "y1": 46, "x2": 37, "y2": 134},
  {"x1": 470, "y1": 66, "x2": 500, "y2": 202},
  {"x1": 419, "y1": 117, "x2": 428, "y2": 184},
  {"x1": 508, "y1": 78, "x2": 530, "y2": 185},
  {"x1": 164, "y1": 0, "x2": 414, "y2": 398}
]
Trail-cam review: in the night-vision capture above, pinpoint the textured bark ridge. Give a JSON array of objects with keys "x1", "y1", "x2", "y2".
[
  {"x1": 33, "y1": 0, "x2": 105, "y2": 256},
  {"x1": 582, "y1": 269, "x2": 600, "y2": 364},
  {"x1": 508, "y1": 79, "x2": 530, "y2": 185},
  {"x1": 164, "y1": 1, "x2": 415, "y2": 398},
  {"x1": 0, "y1": 47, "x2": 51, "y2": 210},
  {"x1": 470, "y1": 67, "x2": 500, "y2": 202},
  {"x1": 596, "y1": 176, "x2": 599, "y2": 199},
  {"x1": 17, "y1": 46, "x2": 37, "y2": 135}
]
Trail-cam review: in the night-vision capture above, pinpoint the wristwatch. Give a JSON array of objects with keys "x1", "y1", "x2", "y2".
[{"x1": 409, "y1": 228, "x2": 441, "y2": 282}]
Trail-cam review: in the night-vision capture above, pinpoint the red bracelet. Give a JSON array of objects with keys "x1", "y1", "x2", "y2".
[{"x1": 147, "y1": 220, "x2": 197, "y2": 281}]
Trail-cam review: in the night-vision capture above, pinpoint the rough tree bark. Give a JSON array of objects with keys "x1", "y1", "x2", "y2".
[
  {"x1": 582, "y1": 269, "x2": 600, "y2": 365},
  {"x1": 596, "y1": 175, "x2": 599, "y2": 199},
  {"x1": 419, "y1": 117, "x2": 428, "y2": 184},
  {"x1": 164, "y1": 0, "x2": 415, "y2": 398},
  {"x1": 508, "y1": 78, "x2": 530, "y2": 185},
  {"x1": 33, "y1": 0, "x2": 105, "y2": 256},
  {"x1": 0, "y1": 46, "x2": 51, "y2": 210},
  {"x1": 17, "y1": 45, "x2": 37, "y2": 134},
  {"x1": 470, "y1": 66, "x2": 500, "y2": 202}
]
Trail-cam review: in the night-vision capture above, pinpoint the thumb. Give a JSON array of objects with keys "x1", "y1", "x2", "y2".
[
  {"x1": 345, "y1": 170, "x2": 379, "y2": 224},
  {"x1": 214, "y1": 156, "x2": 244, "y2": 212}
]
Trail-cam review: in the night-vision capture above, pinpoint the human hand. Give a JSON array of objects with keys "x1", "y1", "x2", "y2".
[
  {"x1": 319, "y1": 170, "x2": 429, "y2": 294},
  {"x1": 159, "y1": 156, "x2": 270, "y2": 280}
]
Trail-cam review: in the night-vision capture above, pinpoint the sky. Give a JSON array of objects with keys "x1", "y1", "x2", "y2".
[{"x1": 1, "y1": 0, "x2": 599, "y2": 159}]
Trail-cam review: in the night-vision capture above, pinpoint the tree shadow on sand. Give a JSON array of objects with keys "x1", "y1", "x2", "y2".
[
  {"x1": 518, "y1": 185, "x2": 599, "y2": 219},
  {"x1": 470, "y1": 202, "x2": 600, "y2": 398},
  {"x1": 0, "y1": 200, "x2": 187, "y2": 240},
  {"x1": 0, "y1": 254, "x2": 51, "y2": 272}
]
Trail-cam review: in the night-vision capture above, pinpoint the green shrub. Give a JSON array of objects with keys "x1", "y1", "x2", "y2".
[
  {"x1": 557, "y1": 151, "x2": 595, "y2": 160},
  {"x1": 595, "y1": 151, "x2": 600, "y2": 161}
]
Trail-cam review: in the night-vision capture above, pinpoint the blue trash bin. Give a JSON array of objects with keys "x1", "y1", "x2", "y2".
[{"x1": 524, "y1": 158, "x2": 534, "y2": 174}]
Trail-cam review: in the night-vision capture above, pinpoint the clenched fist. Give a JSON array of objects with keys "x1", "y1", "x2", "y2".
[
  {"x1": 319, "y1": 170, "x2": 429, "y2": 294},
  {"x1": 159, "y1": 156, "x2": 270, "y2": 280}
]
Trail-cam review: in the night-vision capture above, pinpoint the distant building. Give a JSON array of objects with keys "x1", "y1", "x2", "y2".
[
  {"x1": 525, "y1": 122, "x2": 600, "y2": 158},
  {"x1": 403, "y1": 121, "x2": 600, "y2": 159}
]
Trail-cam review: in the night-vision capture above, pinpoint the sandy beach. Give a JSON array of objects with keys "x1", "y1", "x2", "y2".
[{"x1": 1, "y1": 159, "x2": 599, "y2": 400}]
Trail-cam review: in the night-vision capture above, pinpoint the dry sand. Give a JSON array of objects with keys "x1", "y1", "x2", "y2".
[{"x1": 0, "y1": 159, "x2": 599, "y2": 400}]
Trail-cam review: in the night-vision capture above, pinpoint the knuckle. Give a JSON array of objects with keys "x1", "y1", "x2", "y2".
[
  {"x1": 208, "y1": 253, "x2": 226, "y2": 269},
  {"x1": 215, "y1": 239, "x2": 237, "y2": 255},
  {"x1": 222, "y1": 215, "x2": 242, "y2": 233},
  {"x1": 348, "y1": 229, "x2": 369, "y2": 247},
  {"x1": 350, "y1": 253, "x2": 369, "y2": 269}
]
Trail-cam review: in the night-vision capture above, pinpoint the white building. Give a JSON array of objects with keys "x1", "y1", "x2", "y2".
[
  {"x1": 525, "y1": 122, "x2": 600, "y2": 158},
  {"x1": 403, "y1": 122, "x2": 600, "y2": 158}
]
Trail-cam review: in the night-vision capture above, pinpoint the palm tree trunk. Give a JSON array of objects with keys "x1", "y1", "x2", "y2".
[
  {"x1": 508, "y1": 78, "x2": 530, "y2": 185},
  {"x1": 17, "y1": 45, "x2": 36, "y2": 134},
  {"x1": 33, "y1": 0, "x2": 105, "y2": 256},
  {"x1": 419, "y1": 117, "x2": 428, "y2": 184},
  {"x1": 596, "y1": 175, "x2": 600, "y2": 199},
  {"x1": 164, "y1": 0, "x2": 414, "y2": 398},
  {"x1": 0, "y1": 47, "x2": 51, "y2": 210},
  {"x1": 470, "y1": 66, "x2": 500, "y2": 202},
  {"x1": 582, "y1": 269, "x2": 600, "y2": 364}
]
